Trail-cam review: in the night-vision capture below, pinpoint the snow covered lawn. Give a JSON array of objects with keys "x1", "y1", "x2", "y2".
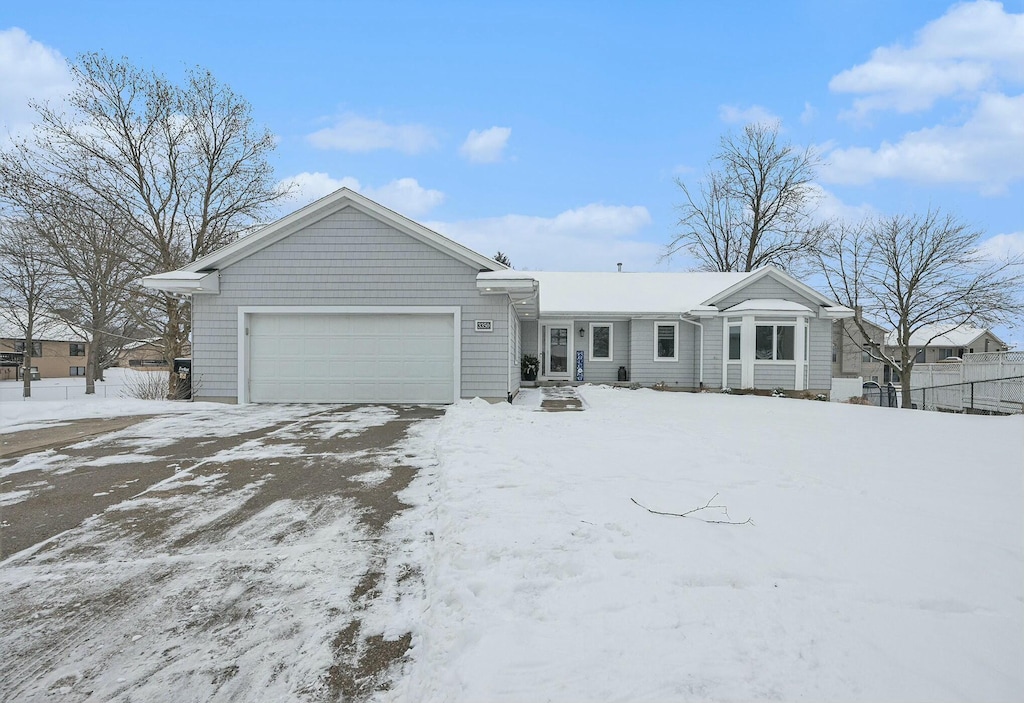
[{"x1": 392, "y1": 387, "x2": 1024, "y2": 702}]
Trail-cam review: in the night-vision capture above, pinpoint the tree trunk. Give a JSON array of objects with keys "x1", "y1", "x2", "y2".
[
  {"x1": 21, "y1": 332, "x2": 32, "y2": 399},
  {"x1": 900, "y1": 371, "x2": 913, "y2": 409},
  {"x1": 85, "y1": 350, "x2": 96, "y2": 395},
  {"x1": 164, "y1": 297, "x2": 187, "y2": 399}
]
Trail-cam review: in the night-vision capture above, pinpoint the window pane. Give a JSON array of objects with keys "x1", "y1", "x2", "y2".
[
  {"x1": 755, "y1": 326, "x2": 773, "y2": 360},
  {"x1": 776, "y1": 326, "x2": 795, "y2": 360},
  {"x1": 592, "y1": 326, "x2": 610, "y2": 358},
  {"x1": 914, "y1": 349, "x2": 925, "y2": 363},
  {"x1": 657, "y1": 325, "x2": 675, "y2": 358},
  {"x1": 729, "y1": 326, "x2": 741, "y2": 360},
  {"x1": 550, "y1": 328, "x2": 567, "y2": 372}
]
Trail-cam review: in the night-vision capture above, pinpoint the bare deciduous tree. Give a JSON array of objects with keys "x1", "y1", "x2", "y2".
[
  {"x1": 0, "y1": 219, "x2": 58, "y2": 398},
  {"x1": 667, "y1": 122, "x2": 822, "y2": 273},
  {"x1": 819, "y1": 209, "x2": 1024, "y2": 407},
  {"x1": 0, "y1": 52, "x2": 288, "y2": 394},
  {"x1": 30, "y1": 200, "x2": 144, "y2": 394}
]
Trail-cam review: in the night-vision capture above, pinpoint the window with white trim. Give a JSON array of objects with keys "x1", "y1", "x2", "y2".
[
  {"x1": 728, "y1": 325, "x2": 741, "y2": 361},
  {"x1": 655, "y1": 323, "x2": 677, "y2": 360},
  {"x1": 589, "y1": 323, "x2": 612, "y2": 361},
  {"x1": 755, "y1": 324, "x2": 795, "y2": 361},
  {"x1": 69, "y1": 366, "x2": 86, "y2": 376}
]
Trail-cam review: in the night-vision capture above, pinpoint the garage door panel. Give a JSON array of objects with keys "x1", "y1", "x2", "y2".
[{"x1": 248, "y1": 312, "x2": 455, "y2": 403}]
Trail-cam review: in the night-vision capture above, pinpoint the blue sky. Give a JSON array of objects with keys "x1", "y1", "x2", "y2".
[{"x1": 2, "y1": 1, "x2": 1022, "y2": 338}]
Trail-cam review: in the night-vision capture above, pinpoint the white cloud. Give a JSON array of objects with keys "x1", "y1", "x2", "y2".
[
  {"x1": 800, "y1": 102, "x2": 817, "y2": 125},
  {"x1": 278, "y1": 172, "x2": 444, "y2": 216},
  {"x1": 976, "y1": 231, "x2": 1024, "y2": 261},
  {"x1": 425, "y1": 204, "x2": 656, "y2": 271},
  {"x1": 307, "y1": 114, "x2": 439, "y2": 154},
  {"x1": 459, "y1": 126, "x2": 511, "y2": 163},
  {"x1": 806, "y1": 184, "x2": 878, "y2": 223},
  {"x1": 718, "y1": 104, "x2": 780, "y2": 126},
  {"x1": 820, "y1": 92, "x2": 1024, "y2": 193},
  {"x1": 0, "y1": 28, "x2": 71, "y2": 136},
  {"x1": 829, "y1": 0, "x2": 1024, "y2": 117}
]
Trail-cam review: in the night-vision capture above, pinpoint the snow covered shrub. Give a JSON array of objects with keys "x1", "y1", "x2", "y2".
[
  {"x1": 771, "y1": 387, "x2": 786, "y2": 397},
  {"x1": 720, "y1": 387, "x2": 733, "y2": 394}
]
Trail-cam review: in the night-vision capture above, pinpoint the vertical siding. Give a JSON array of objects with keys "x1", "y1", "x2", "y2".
[
  {"x1": 627, "y1": 319, "x2": 696, "y2": 387},
  {"x1": 191, "y1": 207, "x2": 509, "y2": 401}
]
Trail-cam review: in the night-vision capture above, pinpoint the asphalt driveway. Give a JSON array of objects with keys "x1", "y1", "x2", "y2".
[{"x1": 0, "y1": 403, "x2": 442, "y2": 702}]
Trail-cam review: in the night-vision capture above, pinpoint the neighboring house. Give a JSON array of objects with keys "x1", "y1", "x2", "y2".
[
  {"x1": 831, "y1": 313, "x2": 887, "y2": 383},
  {"x1": 142, "y1": 188, "x2": 853, "y2": 404},
  {"x1": 886, "y1": 325, "x2": 1009, "y2": 366},
  {"x1": 0, "y1": 315, "x2": 90, "y2": 381},
  {"x1": 117, "y1": 340, "x2": 192, "y2": 370}
]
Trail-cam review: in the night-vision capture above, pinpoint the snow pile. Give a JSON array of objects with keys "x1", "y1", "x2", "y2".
[{"x1": 389, "y1": 387, "x2": 1024, "y2": 702}]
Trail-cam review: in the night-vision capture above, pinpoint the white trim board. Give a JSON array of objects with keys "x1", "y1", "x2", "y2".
[{"x1": 236, "y1": 305, "x2": 461, "y2": 404}]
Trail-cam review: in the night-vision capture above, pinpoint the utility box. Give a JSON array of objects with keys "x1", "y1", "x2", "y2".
[{"x1": 173, "y1": 358, "x2": 192, "y2": 400}]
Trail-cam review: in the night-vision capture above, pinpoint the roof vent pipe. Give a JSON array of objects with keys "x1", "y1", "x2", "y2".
[{"x1": 617, "y1": 263, "x2": 623, "y2": 272}]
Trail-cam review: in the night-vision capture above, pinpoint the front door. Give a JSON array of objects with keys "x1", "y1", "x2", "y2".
[{"x1": 546, "y1": 326, "x2": 570, "y2": 377}]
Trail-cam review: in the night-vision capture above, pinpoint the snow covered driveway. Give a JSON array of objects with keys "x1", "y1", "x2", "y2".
[{"x1": 0, "y1": 404, "x2": 442, "y2": 702}]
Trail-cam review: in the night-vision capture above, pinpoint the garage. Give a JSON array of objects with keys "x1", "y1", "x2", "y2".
[{"x1": 245, "y1": 310, "x2": 457, "y2": 403}]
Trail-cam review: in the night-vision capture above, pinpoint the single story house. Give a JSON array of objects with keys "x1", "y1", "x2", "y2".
[{"x1": 143, "y1": 188, "x2": 852, "y2": 404}]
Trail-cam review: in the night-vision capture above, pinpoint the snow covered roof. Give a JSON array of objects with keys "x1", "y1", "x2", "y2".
[
  {"x1": 0, "y1": 310, "x2": 87, "y2": 342},
  {"x1": 886, "y1": 324, "x2": 1004, "y2": 348},
  {"x1": 478, "y1": 271, "x2": 757, "y2": 315}
]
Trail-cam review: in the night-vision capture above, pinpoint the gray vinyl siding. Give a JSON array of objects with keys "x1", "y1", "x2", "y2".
[
  {"x1": 715, "y1": 276, "x2": 819, "y2": 311},
  {"x1": 702, "y1": 317, "x2": 724, "y2": 389},
  {"x1": 754, "y1": 364, "x2": 798, "y2": 389},
  {"x1": 191, "y1": 207, "x2": 509, "y2": 402},
  {"x1": 726, "y1": 364, "x2": 741, "y2": 388},
  {"x1": 571, "y1": 320, "x2": 629, "y2": 384},
  {"x1": 627, "y1": 319, "x2": 697, "y2": 388},
  {"x1": 808, "y1": 317, "x2": 832, "y2": 391}
]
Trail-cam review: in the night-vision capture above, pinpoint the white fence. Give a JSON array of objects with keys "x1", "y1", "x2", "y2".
[
  {"x1": 830, "y1": 376, "x2": 863, "y2": 402},
  {"x1": 910, "y1": 351, "x2": 1024, "y2": 414},
  {"x1": 0, "y1": 383, "x2": 129, "y2": 403}
]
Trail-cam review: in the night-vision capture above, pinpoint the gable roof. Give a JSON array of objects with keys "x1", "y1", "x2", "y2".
[
  {"x1": 477, "y1": 266, "x2": 848, "y2": 317},
  {"x1": 155, "y1": 188, "x2": 505, "y2": 281},
  {"x1": 886, "y1": 324, "x2": 1006, "y2": 348}
]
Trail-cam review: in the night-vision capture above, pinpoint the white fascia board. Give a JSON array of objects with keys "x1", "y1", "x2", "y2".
[
  {"x1": 702, "y1": 266, "x2": 837, "y2": 308},
  {"x1": 477, "y1": 277, "x2": 538, "y2": 294},
  {"x1": 141, "y1": 271, "x2": 219, "y2": 294},
  {"x1": 821, "y1": 306, "x2": 855, "y2": 319},
  {"x1": 184, "y1": 188, "x2": 505, "y2": 274}
]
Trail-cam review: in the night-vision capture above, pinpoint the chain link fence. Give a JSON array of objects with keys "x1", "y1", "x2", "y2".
[{"x1": 909, "y1": 351, "x2": 1024, "y2": 415}]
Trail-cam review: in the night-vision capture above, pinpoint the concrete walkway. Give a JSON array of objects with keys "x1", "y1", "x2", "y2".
[{"x1": 538, "y1": 386, "x2": 585, "y2": 412}]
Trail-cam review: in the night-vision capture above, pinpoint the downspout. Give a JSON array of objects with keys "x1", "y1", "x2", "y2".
[{"x1": 679, "y1": 315, "x2": 704, "y2": 388}]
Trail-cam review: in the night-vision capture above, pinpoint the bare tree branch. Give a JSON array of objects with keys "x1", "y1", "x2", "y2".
[
  {"x1": 630, "y1": 495, "x2": 754, "y2": 526},
  {"x1": 666, "y1": 122, "x2": 822, "y2": 273}
]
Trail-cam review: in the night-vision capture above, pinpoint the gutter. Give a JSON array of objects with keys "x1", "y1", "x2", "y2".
[{"x1": 678, "y1": 315, "x2": 704, "y2": 388}]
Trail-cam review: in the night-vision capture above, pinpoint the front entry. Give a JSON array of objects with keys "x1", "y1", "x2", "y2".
[{"x1": 545, "y1": 325, "x2": 570, "y2": 378}]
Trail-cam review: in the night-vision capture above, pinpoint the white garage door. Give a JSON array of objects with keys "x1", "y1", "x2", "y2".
[{"x1": 247, "y1": 313, "x2": 456, "y2": 403}]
